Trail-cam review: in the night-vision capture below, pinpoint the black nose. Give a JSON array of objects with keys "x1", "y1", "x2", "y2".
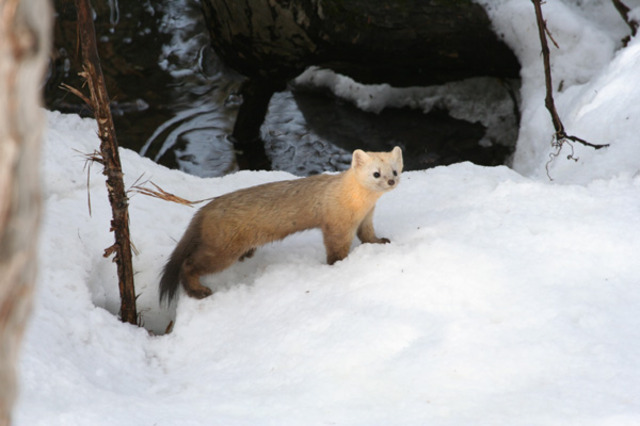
[{"x1": 388, "y1": 179, "x2": 395, "y2": 186}]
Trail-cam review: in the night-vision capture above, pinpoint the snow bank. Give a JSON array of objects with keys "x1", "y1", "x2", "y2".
[
  {"x1": 14, "y1": 1, "x2": 640, "y2": 424},
  {"x1": 15, "y1": 109, "x2": 640, "y2": 425},
  {"x1": 296, "y1": 0, "x2": 640, "y2": 184},
  {"x1": 483, "y1": 0, "x2": 640, "y2": 182}
]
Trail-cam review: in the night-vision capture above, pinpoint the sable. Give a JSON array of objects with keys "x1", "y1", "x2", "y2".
[{"x1": 160, "y1": 147, "x2": 403, "y2": 304}]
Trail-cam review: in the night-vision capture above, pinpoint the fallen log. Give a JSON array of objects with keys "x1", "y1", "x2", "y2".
[{"x1": 201, "y1": 0, "x2": 520, "y2": 169}]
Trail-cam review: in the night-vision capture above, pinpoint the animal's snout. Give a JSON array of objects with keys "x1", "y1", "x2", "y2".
[{"x1": 388, "y1": 179, "x2": 395, "y2": 186}]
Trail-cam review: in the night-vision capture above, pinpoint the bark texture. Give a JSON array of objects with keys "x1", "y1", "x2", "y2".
[
  {"x1": 201, "y1": 0, "x2": 520, "y2": 86},
  {"x1": 75, "y1": 0, "x2": 138, "y2": 325},
  {"x1": 0, "y1": 0, "x2": 51, "y2": 424},
  {"x1": 201, "y1": 0, "x2": 520, "y2": 169}
]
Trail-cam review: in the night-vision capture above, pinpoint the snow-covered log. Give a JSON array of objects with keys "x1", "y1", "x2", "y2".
[
  {"x1": 200, "y1": 0, "x2": 521, "y2": 169},
  {"x1": 200, "y1": 0, "x2": 520, "y2": 86}
]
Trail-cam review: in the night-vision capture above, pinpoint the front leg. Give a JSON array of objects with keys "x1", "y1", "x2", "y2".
[
  {"x1": 322, "y1": 225, "x2": 356, "y2": 265},
  {"x1": 357, "y1": 207, "x2": 390, "y2": 244}
]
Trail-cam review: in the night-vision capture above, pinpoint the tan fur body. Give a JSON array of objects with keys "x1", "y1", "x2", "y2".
[{"x1": 159, "y1": 147, "x2": 403, "y2": 303}]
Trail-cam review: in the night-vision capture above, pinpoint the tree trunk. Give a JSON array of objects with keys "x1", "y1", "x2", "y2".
[{"x1": 0, "y1": 0, "x2": 52, "y2": 424}]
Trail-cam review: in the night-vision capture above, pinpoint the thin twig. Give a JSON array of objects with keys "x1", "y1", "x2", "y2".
[
  {"x1": 73, "y1": 148, "x2": 103, "y2": 216},
  {"x1": 85, "y1": 154, "x2": 93, "y2": 216},
  {"x1": 60, "y1": 82, "x2": 92, "y2": 107},
  {"x1": 130, "y1": 181, "x2": 215, "y2": 206},
  {"x1": 544, "y1": 23, "x2": 560, "y2": 49},
  {"x1": 127, "y1": 173, "x2": 147, "y2": 192}
]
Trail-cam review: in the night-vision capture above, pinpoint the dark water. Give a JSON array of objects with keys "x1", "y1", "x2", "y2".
[{"x1": 46, "y1": 0, "x2": 519, "y2": 178}]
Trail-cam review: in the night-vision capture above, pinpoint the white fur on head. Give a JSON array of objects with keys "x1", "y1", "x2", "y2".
[
  {"x1": 391, "y1": 146, "x2": 403, "y2": 171},
  {"x1": 352, "y1": 149, "x2": 370, "y2": 168},
  {"x1": 349, "y1": 146, "x2": 403, "y2": 193}
]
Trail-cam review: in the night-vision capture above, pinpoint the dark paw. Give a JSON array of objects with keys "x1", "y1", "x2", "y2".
[
  {"x1": 327, "y1": 254, "x2": 346, "y2": 265},
  {"x1": 378, "y1": 237, "x2": 390, "y2": 244},
  {"x1": 239, "y1": 248, "x2": 256, "y2": 261},
  {"x1": 186, "y1": 286, "x2": 213, "y2": 299}
]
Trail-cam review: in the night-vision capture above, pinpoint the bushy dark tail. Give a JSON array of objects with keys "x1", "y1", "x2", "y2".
[
  {"x1": 159, "y1": 215, "x2": 202, "y2": 305},
  {"x1": 159, "y1": 250, "x2": 183, "y2": 305}
]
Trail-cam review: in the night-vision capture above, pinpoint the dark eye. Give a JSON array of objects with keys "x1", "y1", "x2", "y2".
[
  {"x1": 393, "y1": 170, "x2": 398, "y2": 176},
  {"x1": 373, "y1": 172, "x2": 381, "y2": 178}
]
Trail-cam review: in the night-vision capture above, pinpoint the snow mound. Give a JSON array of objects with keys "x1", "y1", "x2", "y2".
[
  {"x1": 15, "y1": 108, "x2": 640, "y2": 425},
  {"x1": 15, "y1": 1, "x2": 640, "y2": 424}
]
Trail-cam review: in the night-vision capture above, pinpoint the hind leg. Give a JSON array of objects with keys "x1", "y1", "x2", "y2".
[
  {"x1": 238, "y1": 248, "x2": 256, "y2": 261},
  {"x1": 180, "y1": 249, "x2": 238, "y2": 299},
  {"x1": 180, "y1": 256, "x2": 213, "y2": 299}
]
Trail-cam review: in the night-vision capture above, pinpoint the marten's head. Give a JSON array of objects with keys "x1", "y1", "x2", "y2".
[{"x1": 351, "y1": 146, "x2": 403, "y2": 193}]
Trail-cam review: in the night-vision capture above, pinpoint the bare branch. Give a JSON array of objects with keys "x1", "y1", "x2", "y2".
[{"x1": 531, "y1": 0, "x2": 609, "y2": 173}]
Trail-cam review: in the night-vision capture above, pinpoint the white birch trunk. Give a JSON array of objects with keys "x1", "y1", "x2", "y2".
[{"x1": 0, "y1": 0, "x2": 51, "y2": 424}]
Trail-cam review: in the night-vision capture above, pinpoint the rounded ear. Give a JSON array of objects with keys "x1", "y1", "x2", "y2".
[
  {"x1": 352, "y1": 149, "x2": 370, "y2": 168},
  {"x1": 391, "y1": 146, "x2": 403, "y2": 169}
]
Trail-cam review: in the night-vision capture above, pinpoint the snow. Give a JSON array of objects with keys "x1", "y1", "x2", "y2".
[
  {"x1": 14, "y1": 1, "x2": 640, "y2": 425},
  {"x1": 292, "y1": 70, "x2": 519, "y2": 152},
  {"x1": 482, "y1": 0, "x2": 640, "y2": 182}
]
